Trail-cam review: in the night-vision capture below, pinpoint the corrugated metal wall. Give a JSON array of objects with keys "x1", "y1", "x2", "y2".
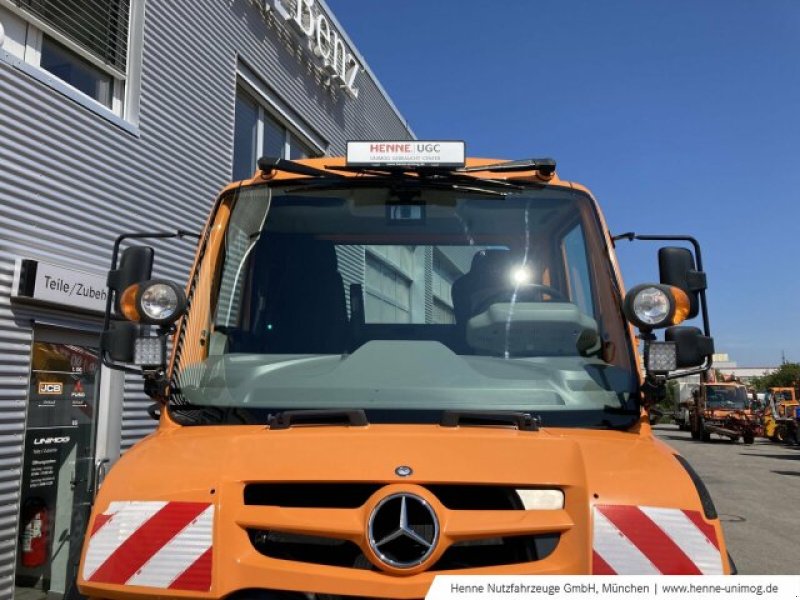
[
  {"x1": 0, "y1": 255, "x2": 28, "y2": 595},
  {"x1": 0, "y1": 0, "x2": 412, "y2": 594}
]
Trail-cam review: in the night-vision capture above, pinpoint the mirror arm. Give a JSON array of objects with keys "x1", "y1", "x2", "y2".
[{"x1": 664, "y1": 356, "x2": 714, "y2": 380}]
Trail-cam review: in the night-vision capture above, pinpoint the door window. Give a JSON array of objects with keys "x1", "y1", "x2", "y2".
[{"x1": 17, "y1": 333, "x2": 100, "y2": 599}]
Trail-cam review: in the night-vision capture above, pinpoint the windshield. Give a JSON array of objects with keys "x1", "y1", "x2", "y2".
[
  {"x1": 173, "y1": 182, "x2": 639, "y2": 427},
  {"x1": 705, "y1": 385, "x2": 747, "y2": 409}
]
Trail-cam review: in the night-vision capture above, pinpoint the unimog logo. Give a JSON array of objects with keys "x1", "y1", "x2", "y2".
[{"x1": 34, "y1": 436, "x2": 71, "y2": 445}]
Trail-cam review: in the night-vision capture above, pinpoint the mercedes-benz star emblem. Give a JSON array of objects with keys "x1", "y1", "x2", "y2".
[{"x1": 368, "y1": 493, "x2": 439, "y2": 569}]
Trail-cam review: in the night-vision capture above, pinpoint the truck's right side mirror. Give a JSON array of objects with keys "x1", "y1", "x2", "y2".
[
  {"x1": 658, "y1": 247, "x2": 705, "y2": 319},
  {"x1": 102, "y1": 244, "x2": 186, "y2": 375},
  {"x1": 665, "y1": 325, "x2": 714, "y2": 369}
]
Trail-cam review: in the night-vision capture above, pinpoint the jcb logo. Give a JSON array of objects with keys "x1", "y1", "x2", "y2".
[{"x1": 38, "y1": 382, "x2": 63, "y2": 395}]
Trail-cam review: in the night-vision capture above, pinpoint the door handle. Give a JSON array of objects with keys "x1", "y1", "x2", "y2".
[{"x1": 94, "y1": 458, "x2": 110, "y2": 500}]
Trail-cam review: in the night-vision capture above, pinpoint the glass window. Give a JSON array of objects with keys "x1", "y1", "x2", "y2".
[
  {"x1": 175, "y1": 185, "x2": 640, "y2": 429},
  {"x1": 561, "y1": 224, "x2": 595, "y2": 317},
  {"x1": 6, "y1": 1, "x2": 135, "y2": 118},
  {"x1": 232, "y1": 90, "x2": 259, "y2": 181},
  {"x1": 13, "y1": 0, "x2": 130, "y2": 70},
  {"x1": 365, "y1": 254, "x2": 412, "y2": 323},
  {"x1": 262, "y1": 113, "x2": 285, "y2": 159},
  {"x1": 40, "y1": 35, "x2": 113, "y2": 107},
  {"x1": 233, "y1": 85, "x2": 319, "y2": 178},
  {"x1": 289, "y1": 133, "x2": 313, "y2": 160},
  {"x1": 18, "y1": 336, "x2": 100, "y2": 597}
]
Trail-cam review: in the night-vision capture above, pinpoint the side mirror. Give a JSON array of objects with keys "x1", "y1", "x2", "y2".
[
  {"x1": 101, "y1": 322, "x2": 138, "y2": 363},
  {"x1": 109, "y1": 246, "x2": 154, "y2": 315},
  {"x1": 665, "y1": 326, "x2": 714, "y2": 368},
  {"x1": 658, "y1": 247, "x2": 705, "y2": 319}
]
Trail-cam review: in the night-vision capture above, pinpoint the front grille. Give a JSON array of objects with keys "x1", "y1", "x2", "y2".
[
  {"x1": 248, "y1": 528, "x2": 560, "y2": 571},
  {"x1": 436, "y1": 534, "x2": 559, "y2": 568},
  {"x1": 243, "y1": 483, "x2": 565, "y2": 571},
  {"x1": 244, "y1": 483, "x2": 523, "y2": 510},
  {"x1": 248, "y1": 531, "x2": 370, "y2": 569},
  {"x1": 245, "y1": 483, "x2": 381, "y2": 508}
]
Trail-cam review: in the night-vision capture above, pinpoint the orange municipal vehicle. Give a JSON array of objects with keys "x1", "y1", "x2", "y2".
[
  {"x1": 763, "y1": 386, "x2": 800, "y2": 443},
  {"x1": 689, "y1": 382, "x2": 760, "y2": 444},
  {"x1": 78, "y1": 142, "x2": 734, "y2": 599}
]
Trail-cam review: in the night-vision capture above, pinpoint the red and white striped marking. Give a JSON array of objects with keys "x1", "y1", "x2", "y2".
[
  {"x1": 592, "y1": 505, "x2": 723, "y2": 575},
  {"x1": 83, "y1": 501, "x2": 213, "y2": 591}
]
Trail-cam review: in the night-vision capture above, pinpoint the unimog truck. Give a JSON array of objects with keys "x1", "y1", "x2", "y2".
[
  {"x1": 78, "y1": 142, "x2": 732, "y2": 599},
  {"x1": 689, "y1": 382, "x2": 759, "y2": 444}
]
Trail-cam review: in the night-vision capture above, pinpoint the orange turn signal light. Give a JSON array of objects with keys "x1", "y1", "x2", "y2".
[
  {"x1": 119, "y1": 284, "x2": 141, "y2": 322},
  {"x1": 669, "y1": 286, "x2": 691, "y2": 326}
]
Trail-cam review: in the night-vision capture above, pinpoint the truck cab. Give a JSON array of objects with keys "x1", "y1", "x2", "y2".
[
  {"x1": 689, "y1": 382, "x2": 759, "y2": 444},
  {"x1": 78, "y1": 143, "x2": 731, "y2": 599}
]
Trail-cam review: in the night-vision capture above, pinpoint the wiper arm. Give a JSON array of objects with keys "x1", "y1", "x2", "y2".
[
  {"x1": 257, "y1": 156, "x2": 345, "y2": 179},
  {"x1": 458, "y1": 158, "x2": 557, "y2": 175},
  {"x1": 268, "y1": 409, "x2": 368, "y2": 430},
  {"x1": 326, "y1": 164, "x2": 524, "y2": 189},
  {"x1": 441, "y1": 410, "x2": 540, "y2": 431},
  {"x1": 284, "y1": 175, "x2": 520, "y2": 196}
]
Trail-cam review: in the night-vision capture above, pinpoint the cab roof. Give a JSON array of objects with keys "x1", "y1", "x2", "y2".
[{"x1": 222, "y1": 156, "x2": 590, "y2": 196}]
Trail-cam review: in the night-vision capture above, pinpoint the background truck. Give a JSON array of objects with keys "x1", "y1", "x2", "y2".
[
  {"x1": 689, "y1": 382, "x2": 759, "y2": 444},
  {"x1": 672, "y1": 377, "x2": 701, "y2": 430},
  {"x1": 763, "y1": 386, "x2": 800, "y2": 444},
  {"x1": 78, "y1": 143, "x2": 733, "y2": 598}
]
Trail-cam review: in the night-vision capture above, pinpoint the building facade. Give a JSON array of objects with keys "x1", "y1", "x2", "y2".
[{"x1": 0, "y1": 1, "x2": 412, "y2": 597}]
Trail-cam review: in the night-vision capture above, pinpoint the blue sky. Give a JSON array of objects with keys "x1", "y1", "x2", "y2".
[{"x1": 328, "y1": 0, "x2": 800, "y2": 366}]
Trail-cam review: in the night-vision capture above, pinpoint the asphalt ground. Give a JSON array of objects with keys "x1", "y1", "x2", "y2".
[{"x1": 653, "y1": 423, "x2": 800, "y2": 575}]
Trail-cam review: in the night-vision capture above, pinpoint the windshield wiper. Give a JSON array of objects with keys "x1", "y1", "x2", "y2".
[
  {"x1": 257, "y1": 156, "x2": 346, "y2": 179},
  {"x1": 458, "y1": 157, "x2": 557, "y2": 175},
  {"x1": 441, "y1": 410, "x2": 540, "y2": 431},
  {"x1": 284, "y1": 175, "x2": 521, "y2": 197},
  {"x1": 267, "y1": 409, "x2": 369, "y2": 430}
]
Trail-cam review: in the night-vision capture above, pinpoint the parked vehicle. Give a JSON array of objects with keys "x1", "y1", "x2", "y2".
[
  {"x1": 690, "y1": 382, "x2": 760, "y2": 444},
  {"x1": 673, "y1": 379, "x2": 700, "y2": 430},
  {"x1": 763, "y1": 386, "x2": 800, "y2": 444},
  {"x1": 78, "y1": 143, "x2": 733, "y2": 598}
]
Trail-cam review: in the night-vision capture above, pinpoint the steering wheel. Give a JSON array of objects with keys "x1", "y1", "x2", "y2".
[{"x1": 471, "y1": 283, "x2": 568, "y2": 315}]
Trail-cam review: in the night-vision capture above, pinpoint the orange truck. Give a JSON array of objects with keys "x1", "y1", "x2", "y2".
[
  {"x1": 78, "y1": 142, "x2": 733, "y2": 599},
  {"x1": 763, "y1": 386, "x2": 800, "y2": 443},
  {"x1": 689, "y1": 382, "x2": 760, "y2": 444}
]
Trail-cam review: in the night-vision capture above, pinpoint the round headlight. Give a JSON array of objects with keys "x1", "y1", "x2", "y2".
[
  {"x1": 623, "y1": 283, "x2": 680, "y2": 330},
  {"x1": 136, "y1": 280, "x2": 186, "y2": 325},
  {"x1": 633, "y1": 286, "x2": 671, "y2": 326}
]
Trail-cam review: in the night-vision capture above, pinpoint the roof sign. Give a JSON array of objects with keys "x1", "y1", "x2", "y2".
[{"x1": 347, "y1": 141, "x2": 465, "y2": 168}]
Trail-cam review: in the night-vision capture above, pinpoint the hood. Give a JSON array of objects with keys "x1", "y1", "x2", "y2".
[{"x1": 79, "y1": 424, "x2": 728, "y2": 598}]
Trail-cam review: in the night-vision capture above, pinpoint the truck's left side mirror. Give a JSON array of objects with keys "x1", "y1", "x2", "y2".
[{"x1": 659, "y1": 247, "x2": 706, "y2": 319}]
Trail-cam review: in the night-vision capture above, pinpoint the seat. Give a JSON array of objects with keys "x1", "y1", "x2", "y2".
[
  {"x1": 451, "y1": 249, "x2": 521, "y2": 323},
  {"x1": 246, "y1": 234, "x2": 348, "y2": 354}
]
